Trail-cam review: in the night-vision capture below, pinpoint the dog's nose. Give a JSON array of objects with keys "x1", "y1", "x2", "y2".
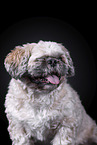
[{"x1": 47, "y1": 58, "x2": 57, "y2": 67}]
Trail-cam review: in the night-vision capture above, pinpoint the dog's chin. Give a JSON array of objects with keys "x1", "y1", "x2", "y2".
[{"x1": 21, "y1": 73, "x2": 65, "y2": 93}]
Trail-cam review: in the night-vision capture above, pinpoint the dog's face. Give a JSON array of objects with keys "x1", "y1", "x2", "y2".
[{"x1": 4, "y1": 41, "x2": 74, "y2": 92}]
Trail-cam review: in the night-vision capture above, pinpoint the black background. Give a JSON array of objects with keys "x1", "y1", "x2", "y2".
[{"x1": 0, "y1": 4, "x2": 97, "y2": 145}]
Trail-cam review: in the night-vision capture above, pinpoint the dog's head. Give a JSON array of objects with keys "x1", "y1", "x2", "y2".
[{"x1": 4, "y1": 41, "x2": 74, "y2": 92}]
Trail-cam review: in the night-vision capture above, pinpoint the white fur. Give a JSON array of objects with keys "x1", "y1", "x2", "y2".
[
  {"x1": 4, "y1": 41, "x2": 97, "y2": 145},
  {"x1": 5, "y1": 78, "x2": 97, "y2": 145}
]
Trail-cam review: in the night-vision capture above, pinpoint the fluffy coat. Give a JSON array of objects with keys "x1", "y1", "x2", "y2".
[{"x1": 4, "y1": 41, "x2": 97, "y2": 145}]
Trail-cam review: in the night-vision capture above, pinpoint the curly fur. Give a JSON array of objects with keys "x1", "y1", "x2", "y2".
[{"x1": 4, "y1": 41, "x2": 97, "y2": 145}]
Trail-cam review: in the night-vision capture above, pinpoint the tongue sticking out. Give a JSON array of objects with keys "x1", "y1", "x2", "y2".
[{"x1": 46, "y1": 75, "x2": 60, "y2": 85}]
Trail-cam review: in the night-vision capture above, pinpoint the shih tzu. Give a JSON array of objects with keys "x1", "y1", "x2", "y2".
[{"x1": 4, "y1": 41, "x2": 97, "y2": 145}]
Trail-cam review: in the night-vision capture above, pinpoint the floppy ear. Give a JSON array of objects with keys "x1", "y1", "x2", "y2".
[
  {"x1": 61, "y1": 49, "x2": 75, "y2": 77},
  {"x1": 4, "y1": 45, "x2": 31, "y2": 79}
]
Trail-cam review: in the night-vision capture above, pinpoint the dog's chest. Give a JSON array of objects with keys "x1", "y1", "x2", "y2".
[
  {"x1": 26, "y1": 103, "x2": 60, "y2": 127},
  {"x1": 25, "y1": 104, "x2": 61, "y2": 141}
]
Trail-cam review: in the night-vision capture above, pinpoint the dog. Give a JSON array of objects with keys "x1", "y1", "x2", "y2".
[{"x1": 4, "y1": 41, "x2": 97, "y2": 145}]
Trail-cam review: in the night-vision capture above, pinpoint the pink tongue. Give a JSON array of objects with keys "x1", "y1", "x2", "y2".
[{"x1": 46, "y1": 75, "x2": 60, "y2": 85}]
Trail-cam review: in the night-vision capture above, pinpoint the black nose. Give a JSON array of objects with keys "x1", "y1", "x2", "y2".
[{"x1": 47, "y1": 58, "x2": 57, "y2": 67}]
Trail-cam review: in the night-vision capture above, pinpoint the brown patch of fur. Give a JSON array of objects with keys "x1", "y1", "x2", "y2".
[{"x1": 5, "y1": 47, "x2": 25, "y2": 67}]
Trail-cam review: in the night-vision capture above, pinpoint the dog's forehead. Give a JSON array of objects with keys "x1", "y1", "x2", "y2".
[{"x1": 30, "y1": 41, "x2": 66, "y2": 61}]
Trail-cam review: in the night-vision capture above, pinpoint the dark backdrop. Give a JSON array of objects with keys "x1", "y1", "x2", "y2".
[{"x1": 0, "y1": 15, "x2": 97, "y2": 145}]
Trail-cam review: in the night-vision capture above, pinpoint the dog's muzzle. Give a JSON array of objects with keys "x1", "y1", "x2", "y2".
[{"x1": 21, "y1": 56, "x2": 66, "y2": 92}]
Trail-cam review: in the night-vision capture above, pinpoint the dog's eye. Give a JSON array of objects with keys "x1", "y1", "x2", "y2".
[{"x1": 48, "y1": 59, "x2": 57, "y2": 65}]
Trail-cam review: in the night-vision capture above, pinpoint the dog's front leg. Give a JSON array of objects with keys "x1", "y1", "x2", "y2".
[
  {"x1": 52, "y1": 124, "x2": 77, "y2": 145},
  {"x1": 7, "y1": 115, "x2": 34, "y2": 145}
]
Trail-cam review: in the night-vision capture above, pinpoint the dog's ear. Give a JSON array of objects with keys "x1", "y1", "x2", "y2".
[
  {"x1": 61, "y1": 49, "x2": 75, "y2": 77},
  {"x1": 4, "y1": 45, "x2": 31, "y2": 79}
]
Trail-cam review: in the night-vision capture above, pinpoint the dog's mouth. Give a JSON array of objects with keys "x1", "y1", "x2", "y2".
[{"x1": 28, "y1": 74, "x2": 61, "y2": 85}]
